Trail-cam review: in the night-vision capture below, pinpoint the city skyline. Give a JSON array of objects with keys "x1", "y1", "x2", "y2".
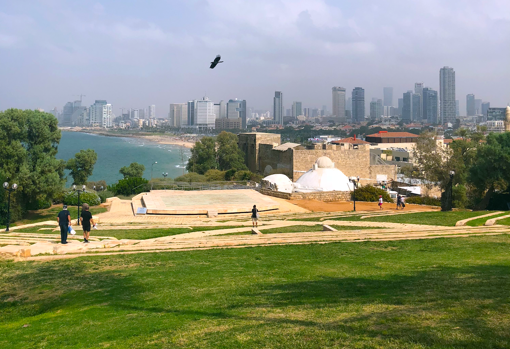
[{"x1": 0, "y1": 1, "x2": 509, "y2": 115}]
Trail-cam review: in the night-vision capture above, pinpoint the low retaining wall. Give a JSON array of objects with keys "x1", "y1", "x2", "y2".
[{"x1": 260, "y1": 189, "x2": 351, "y2": 202}]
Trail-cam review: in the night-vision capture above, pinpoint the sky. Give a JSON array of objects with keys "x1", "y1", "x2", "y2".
[{"x1": 0, "y1": 0, "x2": 509, "y2": 116}]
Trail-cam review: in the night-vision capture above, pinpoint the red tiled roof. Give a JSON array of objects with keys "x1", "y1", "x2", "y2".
[
  {"x1": 341, "y1": 125, "x2": 353, "y2": 130},
  {"x1": 366, "y1": 131, "x2": 418, "y2": 138},
  {"x1": 331, "y1": 137, "x2": 370, "y2": 145}
]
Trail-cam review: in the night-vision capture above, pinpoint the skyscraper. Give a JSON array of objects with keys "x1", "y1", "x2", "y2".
[
  {"x1": 402, "y1": 91, "x2": 413, "y2": 123},
  {"x1": 214, "y1": 100, "x2": 226, "y2": 120},
  {"x1": 422, "y1": 88, "x2": 438, "y2": 124},
  {"x1": 398, "y1": 98, "x2": 403, "y2": 116},
  {"x1": 89, "y1": 100, "x2": 107, "y2": 127},
  {"x1": 148, "y1": 105, "x2": 156, "y2": 119},
  {"x1": 332, "y1": 87, "x2": 346, "y2": 119},
  {"x1": 187, "y1": 100, "x2": 197, "y2": 126},
  {"x1": 195, "y1": 97, "x2": 215, "y2": 129},
  {"x1": 227, "y1": 98, "x2": 247, "y2": 129},
  {"x1": 273, "y1": 91, "x2": 283, "y2": 125},
  {"x1": 169, "y1": 103, "x2": 188, "y2": 127},
  {"x1": 383, "y1": 87, "x2": 393, "y2": 107},
  {"x1": 292, "y1": 101, "x2": 302, "y2": 117},
  {"x1": 414, "y1": 83, "x2": 424, "y2": 120},
  {"x1": 482, "y1": 102, "x2": 490, "y2": 118},
  {"x1": 475, "y1": 99, "x2": 482, "y2": 115},
  {"x1": 352, "y1": 87, "x2": 365, "y2": 123},
  {"x1": 440, "y1": 66, "x2": 456, "y2": 124},
  {"x1": 370, "y1": 99, "x2": 383, "y2": 120},
  {"x1": 466, "y1": 94, "x2": 476, "y2": 116},
  {"x1": 412, "y1": 93, "x2": 422, "y2": 121}
]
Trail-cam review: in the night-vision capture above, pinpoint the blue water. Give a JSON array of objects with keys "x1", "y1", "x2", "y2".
[{"x1": 57, "y1": 132, "x2": 190, "y2": 185}]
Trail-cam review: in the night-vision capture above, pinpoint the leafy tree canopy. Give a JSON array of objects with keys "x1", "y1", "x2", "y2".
[
  {"x1": 216, "y1": 131, "x2": 248, "y2": 171},
  {"x1": 66, "y1": 149, "x2": 98, "y2": 185},
  {"x1": 119, "y1": 162, "x2": 145, "y2": 179},
  {"x1": 186, "y1": 137, "x2": 218, "y2": 174}
]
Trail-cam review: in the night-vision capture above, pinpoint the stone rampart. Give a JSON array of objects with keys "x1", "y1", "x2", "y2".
[{"x1": 260, "y1": 189, "x2": 351, "y2": 202}]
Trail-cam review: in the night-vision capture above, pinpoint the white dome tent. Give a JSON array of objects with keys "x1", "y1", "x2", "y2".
[
  {"x1": 293, "y1": 156, "x2": 354, "y2": 192},
  {"x1": 261, "y1": 174, "x2": 294, "y2": 193}
]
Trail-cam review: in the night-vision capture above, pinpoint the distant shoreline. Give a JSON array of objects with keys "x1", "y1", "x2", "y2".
[{"x1": 59, "y1": 128, "x2": 196, "y2": 149}]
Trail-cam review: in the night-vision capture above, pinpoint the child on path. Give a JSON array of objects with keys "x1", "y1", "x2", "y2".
[
  {"x1": 378, "y1": 196, "x2": 383, "y2": 210},
  {"x1": 80, "y1": 203, "x2": 96, "y2": 243},
  {"x1": 251, "y1": 205, "x2": 259, "y2": 228}
]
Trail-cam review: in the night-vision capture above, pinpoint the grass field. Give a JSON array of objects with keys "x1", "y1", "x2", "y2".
[{"x1": 2, "y1": 236, "x2": 510, "y2": 348}]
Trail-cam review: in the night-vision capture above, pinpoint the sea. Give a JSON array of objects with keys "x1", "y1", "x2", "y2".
[{"x1": 57, "y1": 131, "x2": 190, "y2": 186}]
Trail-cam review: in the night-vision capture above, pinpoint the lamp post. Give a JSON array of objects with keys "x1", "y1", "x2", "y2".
[
  {"x1": 349, "y1": 176, "x2": 360, "y2": 212},
  {"x1": 73, "y1": 184, "x2": 86, "y2": 225},
  {"x1": 150, "y1": 162, "x2": 158, "y2": 190},
  {"x1": 162, "y1": 172, "x2": 168, "y2": 190},
  {"x1": 2, "y1": 182, "x2": 18, "y2": 232},
  {"x1": 93, "y1": 185, "x2": 104, "y2": 192}
]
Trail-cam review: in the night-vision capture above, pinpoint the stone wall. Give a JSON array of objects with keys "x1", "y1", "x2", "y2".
[
  {"x1": 239, "y1": 133, "x2": 281, "y2": 173},
  {"x1": 260, "y1": 189, "x2": 351, "y2": 202},
  {"x1": 259, "y1": 144, "x2": 295, "y2": 175},
  {"x1": 368, "y1": 164, "x2": 398, "y2": 184}
]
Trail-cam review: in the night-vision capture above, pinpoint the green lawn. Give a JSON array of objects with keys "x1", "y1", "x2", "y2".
[
  {"x1": 2, "y1": 236, "x2": 510, "y2": 348},
  {"x1": 465, "y1": 212, "x2": 509, "y2": 226},
  {"x1": 332, "y1": 211, "x2": 491, "y2": 226},
  {"x1": 494, "y1": 216, "x2": 510, "y2": 226}
]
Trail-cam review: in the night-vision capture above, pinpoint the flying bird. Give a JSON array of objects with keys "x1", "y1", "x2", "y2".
[{"x1": 210, "y1": 55, "x2": 224, "y2": 69}]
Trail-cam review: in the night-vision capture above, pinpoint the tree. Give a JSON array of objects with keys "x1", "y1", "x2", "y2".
[
  {"x1": 66, "y1": 149, "x2": 98, "y2": 185},
  {"x1": 216, "y1": 131, "x2": 248, "y2": 171},
  {"x1": 0, "y1": 109, "x2": 66, "y2": 219},
  {"x1": 186, "y1": 137, "x2": 217, "y2": 174},
  {"x1": 108, "y1": 177, "x2": 149, "y2": 196},
  {"x1": 412, "y1": 132, "x2": 453, "y2": 190},
  {"x1": 119, "y1": 162, "x2": 145, "y2": 179}
]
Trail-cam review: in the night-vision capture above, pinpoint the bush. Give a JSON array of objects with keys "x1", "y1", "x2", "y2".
[
  {"x1": 98, "y1": 190, "x2": 115, "y2": 203},
  {"x1": 64, "y1": 191, "x2": 101, "y2": 206},
  {"x1": 205, "y1": 169, "x2": 226, "y2": 182},
  {"x1": 225, "y1": 169, "x2": 237, "y2": 181},
  {"x1": 404, "y1": 196, "x2": 441, "y2": 206},
  {"x1": 108, "y1": 177, "x2": 149, "y2": 196},
  {"x1": 87, "y1": 180, "x2": 107, "y2": 191},
  {"x1": 354, "y1": 185, "x2": 393, "y2": 203},
  {"x1": 174, "y1": 173, "x2": 207, "y2": 183},
  {"x1": 452, "y1": 185, "x2": 468, "y2": 209}
]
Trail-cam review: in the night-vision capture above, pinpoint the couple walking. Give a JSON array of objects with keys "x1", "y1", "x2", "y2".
[{"x1": 57, "y1": 204, "x2": 96, "y2": 244}]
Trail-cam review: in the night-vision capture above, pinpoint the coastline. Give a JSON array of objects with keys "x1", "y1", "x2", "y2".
[{"x1": 60, "y1": 128, "x2": 196, "y2": 149}]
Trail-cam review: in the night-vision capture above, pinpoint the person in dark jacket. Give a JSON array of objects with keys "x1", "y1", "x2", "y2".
[
  {"x1": 57, "y1": 205, "x2": 71, "y2": 244},
  {"x1": 251, "y1": 205, "x2": 259, "y2": 228},
  {"x1": 80, "y1": 203, "x2": 96, "y2": 243}
]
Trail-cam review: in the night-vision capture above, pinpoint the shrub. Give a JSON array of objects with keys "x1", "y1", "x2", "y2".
[
  {"x1": 225, "y1": 169, "x2": 237, "y2": 181},
  {"x1": 87, "y1": 180, "x2": 107, "y2": 191},
  {"x1": 205, "y1": 169, "x2": 226, "y2": 182},
  {"x1": 404, "y1": 196, "x2": 441, "y2": 206},
  {"x1": 64, "y1": 191, "x2": 101, "y2": 206},
  {"x1": 98, "y1": 190, "x2": 115, "y2": 203},
  {"x1": 452, "y1": 185, "x2": 468, "y2": 209},
  {"x1": 174, "y1": 173, "x2": 207, "y2": 183},
  {"x1": 108, "y1": 177, "x2": 149, "y2": 196},
  {"x1": 354, "y1": 185, "x2": 393, "y2": 203}
]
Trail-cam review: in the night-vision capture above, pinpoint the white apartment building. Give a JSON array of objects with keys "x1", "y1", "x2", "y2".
[{"x1": 195, "y1": 97, "x2": 216, "y2": 129}]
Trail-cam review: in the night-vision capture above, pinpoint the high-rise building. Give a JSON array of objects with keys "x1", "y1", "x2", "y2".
[
  {"x1": 332, "y1": 87, "x2": 346, "y2": 119},
  {"x1": 292, "y1": 101, "x2": 302, "y2": 117},
  {"x1": 273, "y1": 91, "x2": 283, "y2": 125},
  {"x1": 475, "y1": 99, "x2": 482, "y2": 115},
  {"x1": 412, "y1": 93, "x2": 422, "y2": 121},
  {"x1": 187, "y1": 100, "x2": 197, "y2": 126},
  {"x1": 370, "y1": 99, "x2": 383, "y2": 120},
  {"x1": 352, "y1": 87, "x2": 365, "y2": 123},
  {"x1": 139, "y1": 108, "x2": 145, "y2": 120},
  {"x1": 383, "y1": 87, "x2": 393, "y2": 107},
  {"x1": 466, "y1": 94, "x2": 476, "y2": 116},
  {"x1": 195, "y1": 97, "x2": 216, "y2": 129},
  {"x1": 482, "y1": 102, "x2": 490, "y2": 118},
  {"x1": 148, "y1": 105, "x2": 156, "y2": 119},
  {"x1": 398, "y1": 98, "x2": 404, "y2": 116},
  {"x1": 169, "y1": 103, "x2": 188, "y2": 127},
  {"x1": 414, "y1": 83, "x2": 424, "y2": 120},
  {"x1": 440, "y1": 66, "x2": 456, "y2": 124},
  {"x1": 102, "y1": 104, "x2": 112, "y2": 128},
  {"x1": 402, "y1": 91, "x2": 413, "y2": 122},
  {"x1": 89, "y1": 100, "x2": 108, "y2": 127},
  {"x1": 214, "y1": 100, "x2": 226, "y2": 120},
  {"x1": 487, "y1": 108, "x2": 507, "y2": 121},
  {"x1": 422, "y1": 88, "x2": 438, "y2": 124},
  {"x1": 227, "y1": 98, "x2": 247, "y2": 129}
]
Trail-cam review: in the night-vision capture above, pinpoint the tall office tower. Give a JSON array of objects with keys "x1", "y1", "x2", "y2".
[
  {"x1": 332, "y1": 87, "x2": 346, "y2": 119},
  {"x1": 456, "y1": 100, "x2": 460, "y2": 116},
  {"x1": 285, "y1": 109, "x2": 291, "y2": 116},
  {"x1": 148, "y1": 105, "x2": 156, "y2": 119},
  {"x1": 102, "y1": 104, "x2": 113, "y2": 128},
  {"x1": 139, "y1": 109, "x2": 145, "y2": 119},
  {"x1": 292, "y1": 101, "x2": 302, "y2": 117},
  {"x1": 51, "y1": 107, "x2": 59, "y2": 120},
  {"x1": 346, "y1": 98, "x2": 352, "y2": 120},
  {"x1": 440, "y1": 66, "x2": 456, "y2": 124},
  {"x1": 482, "y1": 102, "x2": 490, "y2": 118},
  {"x1": 214, "y1": 100, "x2": 226, "y2": 120},
  {"x1": 383, "y1": 87, "x2": 393, "y2": 107},
  {"x1": 89, "y1": 100, "x2": 108, "y2": 126},
  {"x1": 414, "y1": 82, "x2": 424, "y2": 120},
  {"x1": 322, "y1": 105, "x2": 328, "y2": 115},
  {"x1": 423, "y1": 88, "x2": 439, "y2": 124},
  {"x1": 466, "y1": 94, "x2": 476, "y2": 116},
  {"x1": 352, "y1": 87, "x2": 365, "y2": 123},
  {"x1": 475, "y1": 99, "x2": 482, "y2": 115},
  {"x1": 414, "y1": 83, "x2": 424, "y2": 96},
  {"x1": 398, "y1": 98, "x2": 403, "y2": 116},
  {"x1": 227, "y1": 98, "x2": 247, "y2": 128},
  {"x1": 402, "y1": 91, "x2": 413, "y2": 123},
  {"x1": 273, "y1": 91, "x2": 283, "y2": 125},
  {"x1": 412, "y1": 93, "x2": 422, "y2": 121},
  {"x1": 169, "y1": 103, "x2": 188, "y2": 127},
  {"x1": 131, "y1": 109, "x2": 139, "y2": 119},
  {"x1": 187, "y1": 100, "x2": 197, "y2": 126},
  {"x1": 369, "y1": 99, "x2": 383, "y2": 120},
  {"x1": 195, "y1": 97, "x2": 216, "y2": 129}
]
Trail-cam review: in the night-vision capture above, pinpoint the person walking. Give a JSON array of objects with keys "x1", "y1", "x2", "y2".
[
  {"x1": 57, "y1": 205, "x2": 71, "y2": 244},
  {"x1": 401, "y1": 196, "x2": 406, "y2": 210},
  {"x1": 378, "y1": 195, "x2": 383, "y2": 210},
  {"x1": 80, "y1": 203, "x2": 96, "y2": 243},
  {"x1": 396, "y1": 194, "x2": 402, "y2": 210},
  {"x1": 251, "y1": 205, "x2": 259, "y2": 228}
]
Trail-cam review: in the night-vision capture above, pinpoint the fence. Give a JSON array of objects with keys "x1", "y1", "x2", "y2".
[{"x1": 148, "y1": 181, "x2": 259, "y2": 191}]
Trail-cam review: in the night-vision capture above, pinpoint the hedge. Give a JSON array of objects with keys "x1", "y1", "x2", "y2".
[
  {"x1": 404, "y1": 196, "x2": 441, "y2": 206},
  {"x1": 354, "y1": 185, "x2": 393, "y2": 203},
  {"x1": 63, "y1": 191, "x2": 101, "y2": 206}
]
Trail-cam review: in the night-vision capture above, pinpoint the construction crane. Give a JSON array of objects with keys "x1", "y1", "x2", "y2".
[{"x1": 73, "y1": 94, "x2": 86, "y2": 103}]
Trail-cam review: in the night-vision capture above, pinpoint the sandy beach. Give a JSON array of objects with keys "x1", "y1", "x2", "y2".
[{"x1": 134, "y1": 135, "x2": 195, "y2": 149}]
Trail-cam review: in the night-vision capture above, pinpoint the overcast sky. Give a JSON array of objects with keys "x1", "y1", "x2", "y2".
[{"x1": 0, "y1": 0, "x2": 509, "y2": 116}]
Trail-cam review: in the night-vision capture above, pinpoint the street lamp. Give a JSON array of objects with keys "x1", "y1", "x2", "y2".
[
  {"x1": 93, "y1": 185, "x2": 104, "y2": 192},
  {"x1": 73, "y1": 184, "x2": 86, "y2": 225},
  {"x1": 150, "y1": 162, "x2": 158, "y2": 190},
  {"x1": 349, "y1": 176, "x2": 360, "y2": 212},
  {"x1": 2, "y1": 182, "x2": 18, "y2": 232}
]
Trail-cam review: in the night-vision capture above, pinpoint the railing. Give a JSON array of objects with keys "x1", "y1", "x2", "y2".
[{"x1": 148, "y1": 181, "x2": 260, "y2": 191}]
